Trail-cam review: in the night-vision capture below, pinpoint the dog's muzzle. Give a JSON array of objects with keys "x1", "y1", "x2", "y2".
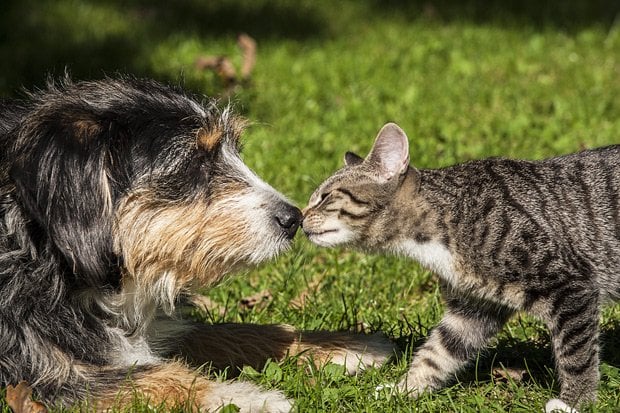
[{"x1": 274, "y1": 203, "x2": 302, "y2": 239}]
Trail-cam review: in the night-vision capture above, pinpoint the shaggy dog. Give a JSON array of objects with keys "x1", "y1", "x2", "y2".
[{"x1": 0, "y1": 78, "x2": 392, "y2": 411}]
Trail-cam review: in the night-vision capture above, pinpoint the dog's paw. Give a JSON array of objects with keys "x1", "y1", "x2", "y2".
[
  {"x1": 545, "y1": 399, "x2": 579, "y2": 413},
  {"x1": 202, "y1": 381, "x2": 292, "y2": 412}
]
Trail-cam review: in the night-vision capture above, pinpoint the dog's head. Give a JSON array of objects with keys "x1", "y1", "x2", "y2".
[{"x1": 9, "y1": 78, "x2": 301, "y2": 306}]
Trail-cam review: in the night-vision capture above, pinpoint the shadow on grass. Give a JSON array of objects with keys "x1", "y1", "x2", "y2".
[
  {"x1": 601, "y1": 318, "x2": 620, "y2": 368},
  {"x1": 468, "y1": 337, "x2": 555, "y2": 387},
  {"x1": 471, "y1": 320, "x2": 619, "y2": 389},
  {"x1": 0, "y1": 0, "x2": 330, "y2": 96},
  {"x1": 394, "y1": 319, "x2": 619, "y2": 389},
  {"x1": 369, "y1": 0, "x2": 620, "y2": 31},
  {"x1": 469, "y1": 322, "x2": 620, "y2": 395},
  {"x1": 2, "y1": 0, "x2": 619, "y2": 97}
]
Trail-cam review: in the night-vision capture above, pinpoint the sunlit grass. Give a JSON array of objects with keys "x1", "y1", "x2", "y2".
[{"x1": 1, "y1": 0, "x2": 619, "y2": 411}]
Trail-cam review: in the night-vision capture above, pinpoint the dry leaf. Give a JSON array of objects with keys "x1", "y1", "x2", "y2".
[
  {"x1": 492, "y1": 367, "x2": 528, "y2": 383},
  {"x1": 6, "y1": 381, "x2": 47, "y2": 413},
  {"x1": 239, "y1": 289, "x2": 272, "y2": 310},
  {"x1": 238, "y1": 33, "x2": 256, "y2": 80},
  {"x1": 195, "y1": 33, "x2": 257, "y2": 92},
  {"x1": 289, "y1": 276, "x2": 323, "y2": 309},
  {"x1": 422, "y1": 2, "x2": 439, "y2": 19},
  {"x1": 195, "y1": 56, "x2": 237, "y2": 85},
  {"x1": 188, "y1": 293, "x2": 226, "y2": 317}
]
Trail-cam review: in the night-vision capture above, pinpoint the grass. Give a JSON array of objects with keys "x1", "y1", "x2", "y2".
[{"x1": 1, "y1": 0, "x2": 620, "y2": 411}]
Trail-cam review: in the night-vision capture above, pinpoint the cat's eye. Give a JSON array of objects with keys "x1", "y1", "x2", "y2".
[{"x1": 309, "y1": 191, "x2": 331, "y2": 208}]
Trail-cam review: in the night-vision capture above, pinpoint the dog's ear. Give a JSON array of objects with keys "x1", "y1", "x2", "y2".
[{"x1": 11, "y1": 114, "x2": 121, "y2": 287}]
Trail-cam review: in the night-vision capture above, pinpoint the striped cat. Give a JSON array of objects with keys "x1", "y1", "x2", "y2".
[{"x1": 302, "y1": 123, "x2": 620, "y2": 412}]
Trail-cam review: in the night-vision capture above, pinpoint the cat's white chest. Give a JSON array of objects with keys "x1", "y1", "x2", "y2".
[{"x1": 392, "y1": 239, "x2": 457, "y2": 285}]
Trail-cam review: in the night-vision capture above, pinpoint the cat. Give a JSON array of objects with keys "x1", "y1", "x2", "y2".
[{"x1": 302, "y1": 122, "x2": 620, "y2": 412}]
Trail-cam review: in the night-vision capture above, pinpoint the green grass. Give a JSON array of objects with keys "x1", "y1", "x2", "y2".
[{"x1": 1, "y1": 0, "x2": 620, "y2": 411}]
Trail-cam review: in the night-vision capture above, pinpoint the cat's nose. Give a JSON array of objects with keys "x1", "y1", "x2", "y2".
[{"x1": 274, "y1": 204, "x2": 302, "y2": 239}]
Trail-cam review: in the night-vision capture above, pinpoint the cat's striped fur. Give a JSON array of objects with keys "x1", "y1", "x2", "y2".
[{"x1": 302, "y1": 123, "x2": 620, "y2": 410}]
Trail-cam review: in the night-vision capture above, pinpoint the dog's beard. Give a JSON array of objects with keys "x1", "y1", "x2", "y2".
[
  {"x1": 116, "y1": 188, "x2": 291, "y2": 275},
  {"x1": 111, "y1": 184, "x2": 293, "y2": 324}
]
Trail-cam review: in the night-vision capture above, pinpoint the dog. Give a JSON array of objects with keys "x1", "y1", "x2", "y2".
[{"x1": 0, "y1": 77, "x2": 393, "y2": 411}]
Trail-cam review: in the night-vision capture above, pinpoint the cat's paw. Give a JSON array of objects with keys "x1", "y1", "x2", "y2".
[
  {"x1": 545, "y1": 399, "x2": 579, "y2": 413},
  {"x1": 373, "y1": 380, "x2": 424, "y2": 399},
  {"x1": 201, "y1": 381, "x2": 292, "y2": 412},
  {"x1": 372, "y1": 377, "x2": 427, "y2": 399},
  {"x1": 395, "y1": 379, "x2": 425, "y2": 398},
  {"x1": 391, "y1": 369, "x2": 442, "y2": 398}
]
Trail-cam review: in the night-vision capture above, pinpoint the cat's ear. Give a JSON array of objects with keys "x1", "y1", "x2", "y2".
[
  {"x1": 367, "y1": 122, "x2": 410, "y2": 180},
  {"x1": 344, "y1": 151, "x2": 364, "y2": 166}
]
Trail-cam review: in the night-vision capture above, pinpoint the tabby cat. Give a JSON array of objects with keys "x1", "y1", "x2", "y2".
[{"x1": 302, "y1": 123, "x2": 620, "y2": 412}]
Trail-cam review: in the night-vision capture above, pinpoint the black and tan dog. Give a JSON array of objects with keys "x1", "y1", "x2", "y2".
[{"x1": 0, "y1": 77, "x2": 392, "y2": 411}]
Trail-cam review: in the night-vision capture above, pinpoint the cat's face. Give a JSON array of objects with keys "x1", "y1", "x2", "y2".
[{"x1": 302, "y1": 123, "x2": 411, "y2": 248}]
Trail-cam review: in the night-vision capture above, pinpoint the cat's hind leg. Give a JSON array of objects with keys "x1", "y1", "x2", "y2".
[{"x1": 397, "y1": 293, "x2": 513, "y2": 396}]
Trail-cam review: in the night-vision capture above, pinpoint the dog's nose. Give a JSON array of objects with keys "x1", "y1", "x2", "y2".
[{"x1": 274, "y1": 204, "x2": 302, "y2": 239}]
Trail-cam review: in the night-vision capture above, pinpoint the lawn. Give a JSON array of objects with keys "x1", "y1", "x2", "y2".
[{"x1": 1, "y1": 0, "x2": 620, "y2": 412}]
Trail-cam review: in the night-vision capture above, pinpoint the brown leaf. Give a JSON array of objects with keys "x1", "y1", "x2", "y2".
[
  {"x1": 422, "y1": 2, "x2": 439, "y2": 19},
  {"x1": 195, "y1": 55, "x2": 220, "y2": 70},
  {"x1": 237, "y1": 33, "x2": 257, "y2": 80},
  {"x1": 289, "y1": 276, "x2": 324, "y2": 309},
  {"x1": 492, "y1": 367, "x2": 528, "y2": 383},
  {"x1": 195, "y1": 33, "x2": 257, "y2": 94},
  {"x1": 195, "y1": 56, "x2": 237, "y2": 85},
  {"x1": 6, "y1": 381, "x2": 47, "y2": 413},
  {"x1": 188, "y1": 293, "x2": 226, "y2": 317},
  {"x1": 239, "y1": 289, "x2": 272, "y2": 310}
]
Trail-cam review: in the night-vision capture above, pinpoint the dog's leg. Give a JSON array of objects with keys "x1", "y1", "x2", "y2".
[
  {"x1": 83, "y1": 362, "x2": 291, "y2": 412},
  {"x1": 162, "y1": 322, "x2": 395, "y2": 375}
]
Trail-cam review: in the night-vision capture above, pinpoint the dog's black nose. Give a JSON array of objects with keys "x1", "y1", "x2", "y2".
[{"x1": 274, "y1": 204, "x2": 302, "y2": 239}]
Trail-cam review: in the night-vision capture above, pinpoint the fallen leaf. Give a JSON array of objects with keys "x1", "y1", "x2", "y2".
[
  {"x1": 6, "y1": 381, "x2": 47, "y2": 413},
  {"x1": 238, "y1": 33, "x2": 256, "y2": 80},
  {"x1": 195, "y1": 33, "x2": 257, "y2": 93},
  {"x1": 289, "y1": 276, "x2": 324, "y2": 309},
  {"x1": 188, "y1": 293, "x2": 227, "y2": 317},
  {"x1": 492, "y1": 367, "x2": 528, "y2": 383},
  {"x1": 239, "y1": 289, "x2": 272, "y2": 310},
  {"x1": 195, "y1": 56, "x2": 237, "y2": 85}
]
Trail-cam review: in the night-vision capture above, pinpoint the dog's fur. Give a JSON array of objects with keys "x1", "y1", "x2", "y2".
[{"x1": 0, "y1": 78, "x2": 393, "y2": 411}]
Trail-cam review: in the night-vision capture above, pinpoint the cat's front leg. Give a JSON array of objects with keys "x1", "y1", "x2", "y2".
[
  {"x1": 398, "y1": 294, "x2": 513, "y2": 396},
  {"x1": 545, "y1": 287, "x2": 600, "y2": 409}
]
